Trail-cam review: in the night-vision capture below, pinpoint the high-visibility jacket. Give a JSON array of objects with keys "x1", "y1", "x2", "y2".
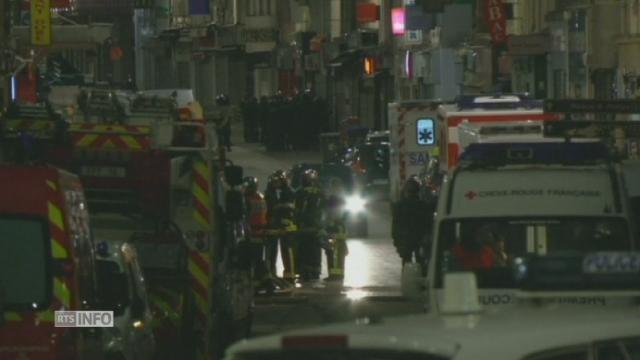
[
  {"x1": 452, "y1": 243, "x2": 496, "y2": 270},
  {"x1": 245, "y1": 191, "x2": 268, "y2": 239}
]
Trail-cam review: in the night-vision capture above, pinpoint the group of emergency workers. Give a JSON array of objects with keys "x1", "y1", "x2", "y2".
[
  {"x1": 240, "y1": 168, "x2": 349, "y2": 293},
  {"x1": 240, "y1": 90, "x2": 330, "y2": 152}
]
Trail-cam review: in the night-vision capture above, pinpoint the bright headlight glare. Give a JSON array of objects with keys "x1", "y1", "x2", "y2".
[{"x1": 345, "y1": 195, "x2": 366, "y2": 213}]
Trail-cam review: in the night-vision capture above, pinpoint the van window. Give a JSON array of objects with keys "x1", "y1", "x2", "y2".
[
  {"x1": 0, "y1": 216, "x2": 51, "y2": 309},
  {"x1": 435, "y1": 217, "x2": 631, "y2": 288},
  {"x1": 96, "y1": 260, "x2": 129, "y2": 316}
]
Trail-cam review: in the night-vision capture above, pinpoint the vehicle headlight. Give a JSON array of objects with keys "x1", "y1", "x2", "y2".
[{"x1": 345, "y1": 195, "x2": 366, "y2": 214}]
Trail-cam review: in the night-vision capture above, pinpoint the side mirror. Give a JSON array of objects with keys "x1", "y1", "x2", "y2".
[
  {"x1": 131, "y1": 297, "x2": 145, "y2": 320},
  {"x1": 0, "y1": 287, "x2": 5, "y2": 327}
]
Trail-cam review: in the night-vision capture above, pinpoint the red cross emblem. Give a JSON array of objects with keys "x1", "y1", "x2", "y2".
[{"x1": 465, "y1": 191, "x2": 478, "y2": 200}]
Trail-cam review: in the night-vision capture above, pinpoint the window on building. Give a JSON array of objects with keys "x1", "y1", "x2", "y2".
[{"x1": 246, "y1": 0, "x2": 270, "y2": 16}]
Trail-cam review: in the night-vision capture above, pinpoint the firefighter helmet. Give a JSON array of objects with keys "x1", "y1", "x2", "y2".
[
  {"x1": 243, "y1": 176, "x2": 259, "y2": 193},
  {"x1": 403, "y1": 176, "x2": 422, "y2": 198},
  {"x1": 216, "y1": 93, "x2": 230, "y2": 106},
  {"x1": 301, "y1": 169, "x2": 319, "y2": 187},
  {"x1": 268, "y1": 169, "x2": 288, "y2": 188}
]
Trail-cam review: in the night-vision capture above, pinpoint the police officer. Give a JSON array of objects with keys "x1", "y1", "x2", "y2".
[
  {"x1": 242, "y1": 176, "x2": 270, "y2": 291},
  {"x1": 216, "y1": 93, "x2": 232, "y2": 152},
  {"x1": 264, "y1": 170, "x2": 297, "y2": 282},
  {"x1": 392, "y1": 176, "x2": 434, "y2": 270},
  {"x1": 324, "y1": 178, "x2": 348, "y2": 281},
  {"x1": 294, "y1": 169, "x2": 326, "y2": 281}
]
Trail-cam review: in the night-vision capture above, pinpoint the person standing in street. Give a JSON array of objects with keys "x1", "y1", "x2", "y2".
[
  {"x1": 324, "y1": 178, "x2": 348, "y2": 281},
  {"x1": 294, "y1": 169, "x2": 326, "y2": 281},
  {"x1": 392, "y1": 176, "x2": 434, "y2": 270},
  {"x1": 216, "y1": 93, "x2": 232, "y2": 152},
  {"x1": 242, "y1": 176, "x2": 270, "y2": 292},
  {"x1": 264, "y1": 170, "x2": 297, "y2": 282}
]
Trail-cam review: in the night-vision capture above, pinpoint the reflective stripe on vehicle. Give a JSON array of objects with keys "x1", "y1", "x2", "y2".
[{"x1": 192, "y1": 158, "x2": 212, "y2": 230}]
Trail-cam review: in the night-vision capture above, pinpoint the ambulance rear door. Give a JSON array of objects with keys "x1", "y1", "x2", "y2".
[{"x1": 388, "y1": 101, "x2": 440, "y2": 202}]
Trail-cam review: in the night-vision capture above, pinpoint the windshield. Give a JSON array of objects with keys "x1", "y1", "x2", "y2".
[
  {"x1": 434, "y1": 217, "x2": 632, "y2": 288},
  {"x1": 0, "y1": 216, "x2": 51, "y2": 309},
  {"x1": 359, "y1": 144, "x2": 390, "y2": 180},
  {"x1": 96, "y1": 260, "x2": 130, "y2": 316},
  {"x1": 232, "y1": 350, "x2": 447, "y2": 360}
]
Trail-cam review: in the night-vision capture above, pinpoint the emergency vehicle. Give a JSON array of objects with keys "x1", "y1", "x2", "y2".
[
  {"x1": 437, "y1": 94, "x2": 558, "y2": 173},
  {"x1": 418, "y1": 141, "x2": 637, "y2": 311},
  {"x1": 224, "y1": 268, "x2": 640, "y2": 360},
  {"x1": 388, "y1": 100, "x2": 442, "y2": 203},
  {"x1": 0, "y1": 165, "x2": 104, "y2": 359},
  {"x1": 0, "y1": 92, "x2": 253, "y2": 359},
  {"x1": 95, "y1": 240, "x2": 155, "y2": 360}
]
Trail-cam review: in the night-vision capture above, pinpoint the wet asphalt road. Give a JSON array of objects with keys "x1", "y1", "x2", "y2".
[{"x1": 227, "y1": 142, "x2": 425, "y2": 337}]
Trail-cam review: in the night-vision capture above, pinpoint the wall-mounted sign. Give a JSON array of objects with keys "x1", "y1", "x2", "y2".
[
  {"x1": 31, "y1": 0, "x2": 51, "y2": 46},
  {"x1": 357, "y1": 3, "x2": 380, "y2": 23},
  {"x1": 483, "y1": 0, "x2": 507, "y2": 44}
]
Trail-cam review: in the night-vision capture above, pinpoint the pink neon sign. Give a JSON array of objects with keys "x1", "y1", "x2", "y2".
[{"x1": 392, "y1": 7, "x2": 405, "y2": 35}]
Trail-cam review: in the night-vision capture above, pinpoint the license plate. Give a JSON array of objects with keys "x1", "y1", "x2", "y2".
[{"x1": 80, "y1": 166, "x2": 126, "y2": 178}]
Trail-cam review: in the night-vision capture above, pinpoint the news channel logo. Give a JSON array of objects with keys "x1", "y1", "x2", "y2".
[{"x1": 54, "y1": 311, "x2": 114, "y2": 327}]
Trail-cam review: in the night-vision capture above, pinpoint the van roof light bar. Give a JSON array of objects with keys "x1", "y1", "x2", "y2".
[
  {"x1": 456, "y1": 94, "x2": 543, "y2": 110},
  {"x1": 459, "y1": 142, "x2": 611, "y2": 167}
]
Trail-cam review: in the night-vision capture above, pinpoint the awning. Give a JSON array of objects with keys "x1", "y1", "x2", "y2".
[
  {"x1": 13, "y1": 23, "x2": 113, "y2": 49},
  {"x1": 327, "y1": 50, "x2": 361, "y2": 67}
]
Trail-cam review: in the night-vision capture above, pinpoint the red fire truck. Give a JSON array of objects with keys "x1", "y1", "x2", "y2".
[
  {"x1": 1, "y1": 96, "x2": 253, "y2": 360},
  {"x1": 0, "y1": 165, "x2": 104, "y2": 359}
]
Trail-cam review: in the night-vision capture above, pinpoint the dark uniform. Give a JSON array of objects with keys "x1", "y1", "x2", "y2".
[
  {"x1": 392, "y1": 177, "x2": 435, "y2": 268},
  {"x1": 294, "y1": 169, "x2": 326, "y2": 281}
]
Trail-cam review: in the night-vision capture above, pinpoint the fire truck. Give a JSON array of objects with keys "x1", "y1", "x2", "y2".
[{"x1": 0, "y1": 95, "x2": 253, "y2": 359}]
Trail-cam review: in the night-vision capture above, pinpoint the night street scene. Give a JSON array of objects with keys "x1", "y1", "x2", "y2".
[{"x1": 2, "y1": 0, "x2": 640, "y2": 359}]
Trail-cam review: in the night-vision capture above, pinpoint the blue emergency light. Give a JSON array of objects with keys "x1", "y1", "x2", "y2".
[
  {"x1": 459, "y1": 142, "x2": 611, "y2": 167},
  {"x1": 514, "y1": 253, "x2": 640, "y2": 291},
  {"x1": 456, "y1": 94, "x2": 543, "y2": 111}
]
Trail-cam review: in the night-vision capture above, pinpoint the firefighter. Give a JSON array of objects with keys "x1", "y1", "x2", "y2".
[
  {"x1": 264, "y1": 169, "x2": 297, "y2": 282},
  {"x1": 294, "y1": 169, "x2": 326, "y2": 281},
  {"x1": 242, "y1": 176, "x2": 270, "y2": 292},
  {"x1": 324, "y1": 178, "x2": 349, "y2": 281},
  {"x1": 392, "y1": 176, "x2": 434, "y2": 271}
]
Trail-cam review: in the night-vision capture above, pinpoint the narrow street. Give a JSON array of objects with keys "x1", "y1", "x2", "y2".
[{"x1": 227, "y1": 138, "x2": 424, "y2": 337}]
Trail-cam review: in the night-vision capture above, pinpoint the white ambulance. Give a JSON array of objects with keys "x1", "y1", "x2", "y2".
[
  {"x1": 420, "y1": 142, "x2": 638, "y2": 312},
  {"x1": 387, "y1": 100, "x2": 442, "y2": 203},
  {"x1": 437, "y1": 95, "x2": 559, "y2": 173}
]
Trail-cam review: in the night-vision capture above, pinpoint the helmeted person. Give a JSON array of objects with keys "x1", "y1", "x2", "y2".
[
  {"x1": 216, "y1": 93, "x2": 232, "y2": 152},
  {"x1": 294, "y1": 169, "x2": 326, "y2": 281},
  {"x1": 242, "y1": 176, "x2": 270, "y2": 291},
  {"x1": 392, "y1": 176, "x2": 434, "y2": 269},
  {"x1": 323, "y1": 178, "x2": 349, "y2": 281},
  {"x1": 264, "y1": 169, "x2": 297, "y2": 282}
]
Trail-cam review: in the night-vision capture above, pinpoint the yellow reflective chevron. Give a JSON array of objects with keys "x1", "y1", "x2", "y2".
[
  {"x1": 120, "y1": 135, "x2": 142, "y2": 149},
  {"x1": 5, "y1": 312, "x2": 21, "y2": 321},
  {"x1": 75, "y1": 133, "x2": 99, "y2": 147},
  {"x1": 48, "y1": 202, "x2": 65, "y2": 231},
  {"x1": 46, "y1": 180, "x2": 57, "y2": 191},
  {"x1": 54, "y1": 277, "x2": 70, "y2": 309},
  {"x1": 52, "y1": 240, "x2": 69, "y2": 259},
  {"x1": 192, "y1": 185, "x2": 210, "y2": 208},
  {"x1": 188, "y1": 258, "x2": 208, "y2": 289},
  {"x1": 36, "y1": 310, "x2": 54, "y2": 323}
]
